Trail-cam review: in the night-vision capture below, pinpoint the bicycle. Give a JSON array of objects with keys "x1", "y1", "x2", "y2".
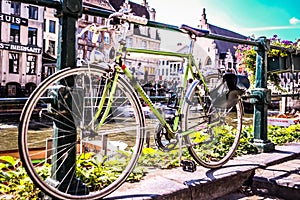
[{"x1": 18, "y1": 8, "x2": 249, "y2": 200}]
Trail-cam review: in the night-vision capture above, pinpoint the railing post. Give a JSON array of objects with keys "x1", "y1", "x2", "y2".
[{"x1": 250, "y1": 37, "x2": 275, "y2": 152}]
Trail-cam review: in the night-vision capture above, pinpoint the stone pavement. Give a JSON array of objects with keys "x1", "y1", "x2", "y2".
[
  {"x1": 104, "y1": 142, "x2": 300, "y2": 200},
  {"x1": 252, "y1": 154, "x2": 300, "y2": 199}
]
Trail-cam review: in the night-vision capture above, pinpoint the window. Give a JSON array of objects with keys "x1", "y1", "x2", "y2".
[
  {"x1": 87, "y1": 31, "x2": 93, "y2": 42},
  {"x1": 28, "y1": 27, "x2": 37, "y2": 45},
  {"x1": 43, "y1": 39, "x2": 45, "y2": 50},
  {"x1": 142, "y1": 40, "x2": 147, "y2": 49},
  {"x1": 43, "y1": 19, "x2": 46, "y2": 31},
  {"x1": 97, "y1": 32, "x2": 102, "y2": 42},
  {"x1": 49, "y1": 20, "x2": 56, "y2": 33},
  {"x1": 10, "y1": 24, "x2": 20, "y2": 43},
  {"x1": 27, "y1": 55, "x2": 36, "y2": 75},
  {"x1": 84, "y1": 14, "x2": 88, "y2": 21},
  {"x1": 126, "y1": 38, "x2": 132, "y2": 47},
  {"x1": 7, "y1": 85, "x2": 17, "y2": 96},
  {"x1": 103, "y1": 32, "x2": 110, "y2": 44},
  {"x1": 11, "y1": 1, "x2": 20, "y2": 16},
  {"x1": 47, "y1": 40, "x2": 55, "y2": 55},
  {"x1": 205, "y1": 57, "x2": 212, "y2": 66},
  {"x1": 150, "y1": 67, "x2": 155, "y2": 74},
  {"x1": 88, "y1": 15, "x2": 94, "y2": 22},
  {"x1": 29, "y1": 6, "x2": 38, "y2": 20},
  {"x1": 9, "y1": 53, "x2": 19, "y2": 74},
  {"x1": 96, "y1": 16, "x2": 102, "y2": 24},
  {"x1": 77, "y1": 28, "x2": 84, "y2": 39},
  {"x1": 228, "y1": 62, "x2": 232, "y2": 68}
]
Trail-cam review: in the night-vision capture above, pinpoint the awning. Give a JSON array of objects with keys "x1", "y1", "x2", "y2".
[{"x1": 42, "y1": 52, "x2": 56, "y2": 64}]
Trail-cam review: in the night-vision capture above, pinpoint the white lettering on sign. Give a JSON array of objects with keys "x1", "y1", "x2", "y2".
[
  {"x1": 0, "y1": 13, "x2": 28, "y2": 26},
  {"x1": 0, "y1": 42, "x2": 42, "y2": 54}
]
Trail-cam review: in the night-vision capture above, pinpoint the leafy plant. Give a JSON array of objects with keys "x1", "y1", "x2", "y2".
[
  {"x1": 1, "y1": 124, "x2": 299, "y2": 199},
  {"x1": 0, "y1": 156, "x2": 40, "y2": 200},
  {"x1": 234, "y1": 35, "x2": 299, "y2": 89},
  {"x1": 267, "y1": 124, "x2": 300, "y2": 145},
  {"x1": 268, "y1": 35, "x2": 298, "y2": 57}
]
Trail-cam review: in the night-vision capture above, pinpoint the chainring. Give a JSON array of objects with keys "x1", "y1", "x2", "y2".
[{"x1": 154, "y1": 123, "x2": 178, "y2": 152}]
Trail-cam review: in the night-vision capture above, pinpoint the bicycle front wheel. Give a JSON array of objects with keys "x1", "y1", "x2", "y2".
[
  {"x1": 182, "y1": 77, "x2": 243, "y2": 169},
  {"x1": 18, "y1": 65, "x2": 145, "y2": 199}
]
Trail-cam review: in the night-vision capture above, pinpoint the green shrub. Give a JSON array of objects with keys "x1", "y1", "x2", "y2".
[
  {"x1": 1, "y1": 124, "x2": 299, "y2": 198},
  {"x1": 0, "y1": 156, "x2": 40, "y2": 200}
]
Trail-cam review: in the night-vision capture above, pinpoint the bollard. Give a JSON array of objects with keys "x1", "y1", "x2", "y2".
[{"x1": 251, "y1": 37, "x2": 275, "y2": 152}]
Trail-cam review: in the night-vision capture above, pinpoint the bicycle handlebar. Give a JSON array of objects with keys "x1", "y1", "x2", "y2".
[
  {"x1": 118, "y1": 13, "x2": 148, "y2": 25},
  {"x1": 77, "y1": 11, "x2": 148, "y2": 43},
  {"x1": 180, "y1": 24, "x2": 209, "y2": 37}
]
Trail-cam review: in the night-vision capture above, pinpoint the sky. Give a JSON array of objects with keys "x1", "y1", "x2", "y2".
[{"x1": 129, "y1": 0, "x2": 300, "y2": 42}]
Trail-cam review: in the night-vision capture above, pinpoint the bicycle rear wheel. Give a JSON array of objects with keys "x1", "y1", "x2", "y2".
[
  {"x1": 182, "y1": 75, "x2": 243, "y2": 169},
  {"x1": 18, "y1": 64, "x2": 145, "y2": 199}
]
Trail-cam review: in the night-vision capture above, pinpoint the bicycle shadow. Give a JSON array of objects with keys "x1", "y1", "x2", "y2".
[
  {"x1": 184, "y1": 163, "x2": 261, "y2": 187},
  {"x1": 104, "y1": 193, "x2": 160, "y2": 200}
]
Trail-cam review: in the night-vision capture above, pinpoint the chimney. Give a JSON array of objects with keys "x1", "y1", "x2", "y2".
[
  {"x1": 141, "y1": 0, "x2": 147, "y2": 7},
  {"x1": 149, "y1": 8, "x2": 156, "y2": 21}
]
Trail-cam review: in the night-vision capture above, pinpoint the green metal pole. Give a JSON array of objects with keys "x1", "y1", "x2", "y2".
[
  {"x1": 54, "y1": 0, "x2": 88, "y2": 194},
  {"x1": 250, "y1": 37, "x2": 275, "y2": 152}
]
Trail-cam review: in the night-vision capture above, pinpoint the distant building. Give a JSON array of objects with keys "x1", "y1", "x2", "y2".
[
  {"x1": 77, "y1": 0, "x2": 160, "y2": 84},
  {"x1": 111, "y1": 0, "x2": 160, "y2": 83},
  {"x1": 174, "y1": 8, "x2": 248, "y2": 77},
  {"x1": 42, "y1": 7, "x2": 59, "y2": 82},
  {"x1": 77, "y1": 0, "x2": 116, "y2": 61},
  {"x1": 0, "y1": 1, "x2": 253, "y2": 98},
  {"x1": 0, "y1": 1, "x2": 44, "y2": 97},
  {"x1": 198, "y1": 8, "x2": 248, "y2": 74}
]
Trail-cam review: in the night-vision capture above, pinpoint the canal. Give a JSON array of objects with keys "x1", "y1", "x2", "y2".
[{"x1": 0, "y1": 113, "x2": 254, "y2": 153}]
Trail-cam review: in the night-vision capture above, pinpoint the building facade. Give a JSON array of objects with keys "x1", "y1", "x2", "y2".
[
  {"x1": 42, "y1": 7, "x2": 59, "y2": 82},
  {"x1": 194, "y1": 8, "x2": 247, "y2": 76},
  {"x1": 0, "y1": 0, "x2": 44, "y2": 97},
  {"x1": 77, "y1": 0, "x2": 115, "y2": 62}
]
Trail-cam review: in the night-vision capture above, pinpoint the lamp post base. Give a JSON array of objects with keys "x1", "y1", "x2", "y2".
[{"x1": 253, "y1": 139, "x2": 275, "y2": 153}]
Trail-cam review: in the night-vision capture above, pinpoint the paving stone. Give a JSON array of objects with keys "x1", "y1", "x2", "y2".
[{"x1": 104, "y1": 143, "x2": 300, "y2": 200}]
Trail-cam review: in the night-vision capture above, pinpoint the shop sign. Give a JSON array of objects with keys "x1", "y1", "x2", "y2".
[
  {"x1": 0, "y1": 42, "x2": 42, "y2": 54},
  {"x1": 0, "y1": 13, "x2": 28, "y2": 26}
]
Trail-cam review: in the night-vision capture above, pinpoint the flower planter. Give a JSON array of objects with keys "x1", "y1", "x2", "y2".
[{"x1": 267, "y1": 56, "x2": 289, "y2": 72}]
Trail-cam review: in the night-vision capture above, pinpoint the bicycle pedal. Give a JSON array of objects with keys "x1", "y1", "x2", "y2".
[{"x1": 181, "y1": 160, "x2": 196, "y2": 172}]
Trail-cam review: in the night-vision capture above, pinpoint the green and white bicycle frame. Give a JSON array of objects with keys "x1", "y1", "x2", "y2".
[{"x1": 91, "y1": 35, "x2": 210, "y2": 141}]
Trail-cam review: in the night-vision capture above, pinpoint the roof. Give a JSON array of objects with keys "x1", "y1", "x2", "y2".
[
  {"x1": 83, "y1": 1, "x2": 115, "y2": 11},
  {"x1": 109, "y1": 0, "x2": 150, "y2": 19},
  {"x1": 208, "y1": 24, "x2": 247, "y2": 58}
]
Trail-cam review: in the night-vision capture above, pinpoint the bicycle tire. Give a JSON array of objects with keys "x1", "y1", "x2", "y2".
[
  {"x1": 182, "y1": 74, "x2": 243, "y2": 169},
  {"x1": 18, "y1": 64, "x2": 145, "y2": 199}
]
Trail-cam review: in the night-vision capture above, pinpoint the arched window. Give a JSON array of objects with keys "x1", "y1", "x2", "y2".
[{"x1": 205, "y1": 57, "x2": 212, "y2": 66}]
